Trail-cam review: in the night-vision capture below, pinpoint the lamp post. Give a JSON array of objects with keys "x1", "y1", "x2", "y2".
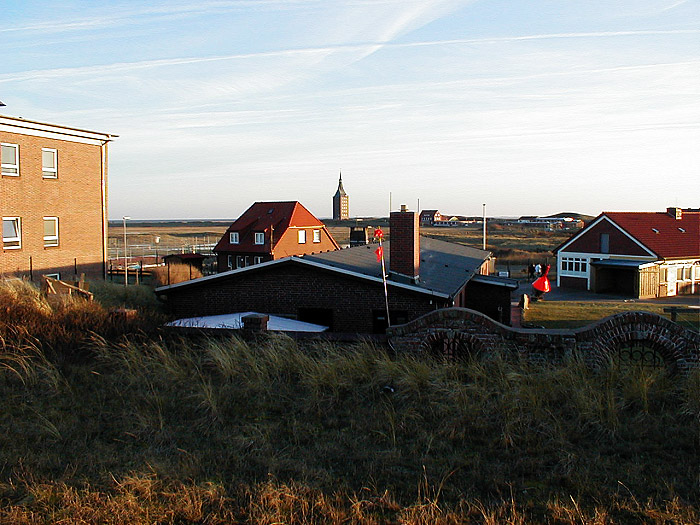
[
  {"x1": 154, "y1": 236, "x2": 160, "y2": 265},
  {"x1": 123, "y1": 216, "x2": 131, "y2": 286}
]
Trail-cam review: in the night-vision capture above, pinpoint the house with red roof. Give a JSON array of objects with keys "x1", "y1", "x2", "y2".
[
  {"x1": 554, "y1": 207, "x2": 700, "y2": 298},
  {"x1": 213, "y1": 201, "x2": 339, "y2": 271}
]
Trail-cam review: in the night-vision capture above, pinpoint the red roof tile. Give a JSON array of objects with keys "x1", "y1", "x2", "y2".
[
  {"x1": 604, "y1": 210, "x2": 699, "y2": 259},
  {"x1": 214, "y1": 201, "x2": 327, "y2": 253}
]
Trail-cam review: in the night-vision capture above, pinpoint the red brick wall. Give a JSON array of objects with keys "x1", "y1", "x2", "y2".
[
  {"x1": 273, "y1": 227, "x2": 338, "y2": 258},
  {"x1": 1, "y1": 131, "x2": 106, "y2": 279},
  {"x1": 389, "y1": 209, "x2": 419, "y2": 278},
  {"x1": 161, "y1": 262, "x2": 447, "y2": 333},
  {"x1": 564, "y1": 219, "x2": 650, "y2": 256}
]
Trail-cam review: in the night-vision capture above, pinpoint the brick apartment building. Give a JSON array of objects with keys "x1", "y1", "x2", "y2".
[{"x1": 1, "y1": 114, "x2": 116, "y2": 280}]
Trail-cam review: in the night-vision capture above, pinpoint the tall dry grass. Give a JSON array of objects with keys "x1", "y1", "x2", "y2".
[
  {"x1": 1, "y1": 280, "x2": 698, "y2": 522},
  {"x1": 152, "y1": 263, "x2": 203, "y2": 286}
]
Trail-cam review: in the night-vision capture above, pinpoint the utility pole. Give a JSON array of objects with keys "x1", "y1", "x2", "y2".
[
  {"x1": 482, "y1": 204, "x2": 486, "y2": 251},
  {"x1": 123, "y1": 216, "x2": 130, "y2": 286}
]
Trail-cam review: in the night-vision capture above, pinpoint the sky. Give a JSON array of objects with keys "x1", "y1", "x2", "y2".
[{"x1": 2, "y1": 0, "x2": 699, "y2": 220}]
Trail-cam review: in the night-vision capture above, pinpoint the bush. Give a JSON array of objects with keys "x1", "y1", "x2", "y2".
[{"x1": 152, "y1": 263, "x2": 203, "y2": 286}]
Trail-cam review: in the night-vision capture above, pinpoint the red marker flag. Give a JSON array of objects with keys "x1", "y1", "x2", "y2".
[
  {"x1": 532, "y1": 264, "x2": 551, "y2": 293},
  {"x1": 375, "y1": 245, "x2": 383, "y2": 262},
  {"x1": 374, "y1": 228, "x2": 384, "y2": 239}
]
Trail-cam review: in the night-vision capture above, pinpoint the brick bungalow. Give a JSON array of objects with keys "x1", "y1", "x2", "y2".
[
  {"x1": 214, "y1": 201, "x2": 339, "y2": 271},
  {"x1": 157, "y1": 207, "x2": 518, "y2": 333},
  {"x1": 554, "y1": 207, "x2": 700, "y2": 298}
]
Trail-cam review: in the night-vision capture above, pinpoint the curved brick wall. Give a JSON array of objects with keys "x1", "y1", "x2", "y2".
[{"x1": 387, "y1": 308, "x2": 700, "y2": 371}]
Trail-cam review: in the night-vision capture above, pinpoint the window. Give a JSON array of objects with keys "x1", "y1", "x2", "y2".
[
  {"x1": 230, "y1": 232, "x2": 239, "y2": 244},
  {"x1": 298, "y1": 229, "x2": 306, "y2": 244},
  {"x1": 313, "y1": 229, "x2": 321, "y2": 243},
  {"x1": 254, "y1": 232, "x2": 264, "y2": 245},
  {"x1": 600, "y1": 233, "x2": 609, "y2": 254},
  {"x1": 227, "y1": 255, "x2": 233, "y2": 269},
  {"x1": 254, "y1": 256, "x2": 263, "y2": 265},
  {"x1": 236, "y1": 256, "x2": 244, "y2": 268},
  {"x1": 677, "y1": 267, "x2": 685, "y2": 280},
  {"x1": 42, "y1": 149, "x2": 57, "y2": 178},
  {"x1": 1, "y1": 143, "x2": 19, "y2": 176},
  {"x1": 43, "y1": 217, "x2": 59, "y2": 247},
  {"x1": 560, "y1": 256, "x2": 587, "y2": 276},
  {"x1": 2, "y1": 217, "x2": 21, "y2": 249}
]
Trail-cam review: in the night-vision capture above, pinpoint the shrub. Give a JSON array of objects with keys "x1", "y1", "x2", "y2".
[{"x1": 152, "y1": 263, "x2": 203, "y2": 286}]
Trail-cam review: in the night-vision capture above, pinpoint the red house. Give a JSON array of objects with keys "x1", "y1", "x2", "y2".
[
  {"x1": 214, "y1": 201, "x2": 339, "y2": 271},
  {"x1": 554, "y1": 207, "x2": 700, "y2": 298}
]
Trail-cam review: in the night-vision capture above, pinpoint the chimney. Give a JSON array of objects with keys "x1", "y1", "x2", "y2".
[
  {"x1": 389, "y1": 204, "x2": 419, "y2": 282},
  {"x1": 667, "y1": 207, "x2": 683, "y2": 220}
]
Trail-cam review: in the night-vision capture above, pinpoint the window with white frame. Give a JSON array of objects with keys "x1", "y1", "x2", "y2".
[
  {"x1": 2, "y1": 217, "x2": 21, "y2": 249},
  {"x1": 227, "y1": 255, "x2": 233, "y2": 269},
  {"x1": 42, "y1": 148, "x2": 57, "y2": 178},
  {"x1": 254, "y1": 256, "x2": 263, "y2": 265},
  {"x1": 43, "y1": 217, "x2": 59, "y2": 247},
  {"x1": 560, "y1": 256, "x2": 588, "y2": 275},
  {"x1": 298, "y1": 229, "x2": 306, "y2": 244},
  {"x1": 1, "y1": 143, "x2": 19, "y2": 176},
  {"x1": 254, "y1": 232, "x2": 264, "y2": 245},
  {"x1": 230, "y1": 232, "x2": 239, "y2": 244},
  {"x1": 312, "y1": 229, "x2": 321, "y2": 243}
]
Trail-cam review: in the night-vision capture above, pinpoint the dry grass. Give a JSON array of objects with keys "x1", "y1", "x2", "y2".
[
  {"x1": 1, "y1": 279, "x2": 698, "y2": 523},
  {"x1": 152, "y1": 263, "x2": 203, "y2": 286},
  {"x1": 525, "y1": 300, "x2": 700, "y2": 331}
]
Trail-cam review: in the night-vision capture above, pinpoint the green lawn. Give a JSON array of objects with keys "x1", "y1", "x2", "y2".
[{"x1": 525, "y1": 300, "x2": 700, "y2": 331}]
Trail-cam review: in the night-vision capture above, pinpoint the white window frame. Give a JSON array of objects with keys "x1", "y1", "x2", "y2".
[
  {"x1": 560, "y1": 256, "x2": 588, "y2": 276},
  {"x1": 254, "y1": 232, "x2": 264, "y2": 245},
  {"x1": 44, "y1": 273, "x2": 61, "y2": 280},
  {"x1": 227, "y1": 255, "x2": 233, "y2": 269},
  {"x1": 42, "y1": 148, "x2": 58, "y2": 179},
  {"x1": 43, "y1": 216, "x2": 59, "y2": 247},
  {"x1": 1, "y1": 143, "x2": 19, "y2": 177},
  {"x1": 230, "y1": 232, "x2": 239, "y2": 244},
  {"x1": 298, "y1": 229, "x2": 306, "y2": 244},
  {"x1": 254, "y1": 256, "x2": 263, "y2": 265},
  {"x1": 313, "y1": 229, "x2": 321, "y2": 243},
  {"x1": 2, "y1": 217, "x2": 21, "y2": 249}
]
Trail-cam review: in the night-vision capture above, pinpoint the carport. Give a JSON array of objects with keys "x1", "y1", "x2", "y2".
[{"x1": 590, "y1": 260, "x2": 658, "y2": 298}]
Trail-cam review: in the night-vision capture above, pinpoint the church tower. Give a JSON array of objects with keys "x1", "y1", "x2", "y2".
[{"x1": 332, "y1": 172, "x2": 349, "y2": 220}]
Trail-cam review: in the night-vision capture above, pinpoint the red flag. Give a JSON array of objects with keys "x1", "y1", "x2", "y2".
[
  {"x1": 532, "y1": 264, "x2": 551, "y2": 293},
  {"x1": 374, "y1": 228, "x2": 384, "y2": 239},
  {"x1": 375, "y1": 245, "x2": 383, "y2": 262}
]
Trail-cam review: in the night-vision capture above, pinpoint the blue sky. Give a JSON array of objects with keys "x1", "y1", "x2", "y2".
[{"x1": 2, "y1": 0, "x2": 699, "y2": 219}]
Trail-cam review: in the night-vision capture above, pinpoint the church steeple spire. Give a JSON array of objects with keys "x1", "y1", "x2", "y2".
[{"x1": 332, "y1": 170, "x2": 349, "y2": 220}]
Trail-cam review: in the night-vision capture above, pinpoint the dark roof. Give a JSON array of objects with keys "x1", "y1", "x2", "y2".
[
  {"x1": 333, "y1": 174, "x2": 347, "y2": 197},
  {"x1": 157, "y1": 236, "x2": 494, "y2": 299},
  {"x1": 214, "y1": 201, "x2": 334, "y2": 254},
  {"x1": 164, "y1": 253, "x2": 206, "y2": 261},
  {"x1": 590, "y1": 259, "x2": 657, "y2": 269},
  {"x1": 604, "y1": 211, "x2": 699, "y2": 259},
  {"x1": 304, "y1": 236, "x2": 490, "y2": 296}
]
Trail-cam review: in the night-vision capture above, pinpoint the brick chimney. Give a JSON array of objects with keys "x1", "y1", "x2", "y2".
[
  {"x1": 389, "y1": 205, "x2": 419, "y2": 282},
  {"x1": 667, "y1": 207, "x2": 682, "y2": 220}
]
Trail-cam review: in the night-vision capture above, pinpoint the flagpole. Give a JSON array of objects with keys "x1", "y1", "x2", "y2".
[{"x1": 374, "y1": 229, "x2": 391, "y2": 329}]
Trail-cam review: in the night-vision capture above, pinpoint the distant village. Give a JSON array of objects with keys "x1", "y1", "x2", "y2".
[{"x1": 1, "y1": 112, "x2": 699, "y2": 338}]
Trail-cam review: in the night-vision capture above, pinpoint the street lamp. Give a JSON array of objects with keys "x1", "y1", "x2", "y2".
[
  {"x1": 123, "y1": 216, "x2": 131, "y2": 286},
  {"x1": 154, "y1": 236, "x2": 160, "y2": 265}
]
